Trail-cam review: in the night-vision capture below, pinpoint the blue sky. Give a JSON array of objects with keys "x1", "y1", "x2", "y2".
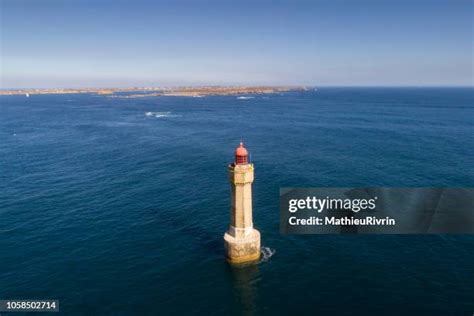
[{"x1": 1, "y1": 0, "x2": 472, "y2": 88}]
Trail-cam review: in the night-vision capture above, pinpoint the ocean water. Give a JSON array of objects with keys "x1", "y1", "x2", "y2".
[{"x1": 0, "y1": 88, "x2": 473, "y2": 315}]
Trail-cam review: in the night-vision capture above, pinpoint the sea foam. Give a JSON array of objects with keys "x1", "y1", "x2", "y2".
[
  {"x1": 259, "y1": 247, "x2": 276, "y2": 263},
  {"x1": 237, "y1": 96, "x2": 255, "y2": 100},
  {"x1": 145, "y1": 111, "x2": 175, "y2": 118}
]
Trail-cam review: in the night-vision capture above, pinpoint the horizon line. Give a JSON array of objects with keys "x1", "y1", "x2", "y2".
[{"x1": 1, "y1": 84, "x2": 473, "y2": 90}]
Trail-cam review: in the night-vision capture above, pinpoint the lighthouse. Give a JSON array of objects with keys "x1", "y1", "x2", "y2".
[{"x1": 224, "y1": 142, "x2": 261, "y2": 264}]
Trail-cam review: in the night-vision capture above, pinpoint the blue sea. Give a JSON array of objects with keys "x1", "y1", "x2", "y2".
[{"x1": 1, "y1": 88, "x2": 473, "y2": 315}]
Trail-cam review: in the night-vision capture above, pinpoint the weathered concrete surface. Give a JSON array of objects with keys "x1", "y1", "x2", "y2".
[{"x1": 224, "y1": 229, "x2": 261, "y2": 264}]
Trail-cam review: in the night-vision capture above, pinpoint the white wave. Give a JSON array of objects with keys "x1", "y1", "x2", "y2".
[
  {"x1": 259, "y1": 246, "x2": 276, "y2": 263},
  {"x1": 237, "y1": 96, "x2": 255, "y2": 100},
  {"x1": 145, "y1": 111, "x2": 174, "y2": 118}
]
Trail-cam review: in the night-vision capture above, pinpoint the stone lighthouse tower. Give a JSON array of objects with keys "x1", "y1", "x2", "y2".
[{"x1": 224, "y1": 142, "x2": 261, "y2": 264}]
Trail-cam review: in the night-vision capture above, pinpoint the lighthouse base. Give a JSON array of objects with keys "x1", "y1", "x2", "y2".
[{"x1": 224, "y1": 229, "x2": 261, "y2": 264}]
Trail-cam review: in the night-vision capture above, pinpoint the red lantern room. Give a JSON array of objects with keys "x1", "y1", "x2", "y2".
[{"x1": 235, "y1": 142, "x2": 249, "y2": 164}]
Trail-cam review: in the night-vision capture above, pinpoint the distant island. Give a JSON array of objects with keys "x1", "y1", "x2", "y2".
[{"x1": 0, "y1": 86, "x2": 309, "y2": 97}]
